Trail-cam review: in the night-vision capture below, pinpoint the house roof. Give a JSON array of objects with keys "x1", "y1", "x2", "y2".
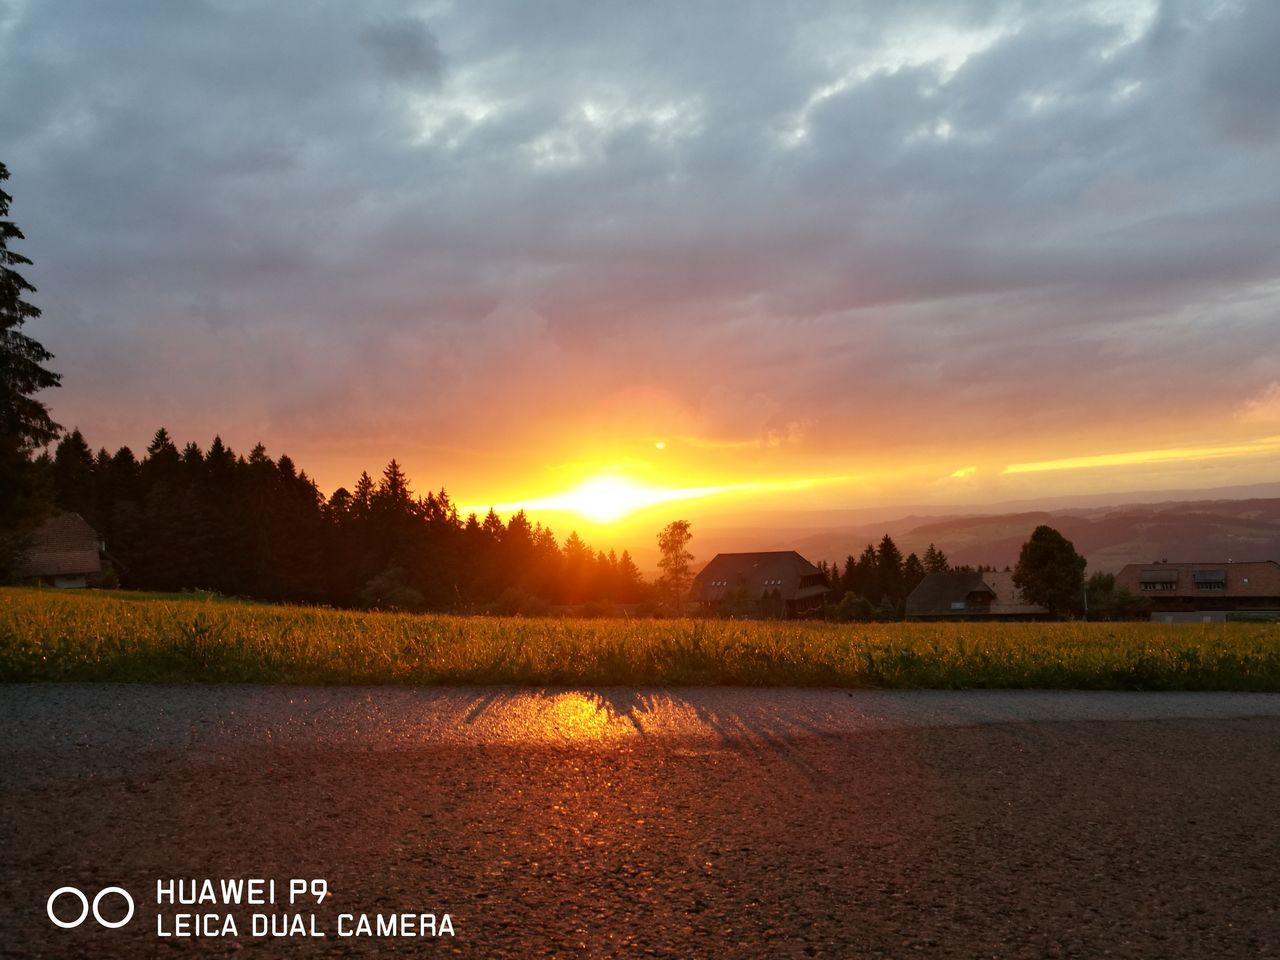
[
  {"x1": 906, "y1": 570, "x2": 1047, "y2": 618},
  {"x1": 983, "y1": 571, "x2": 1049, "y2": 616},
  {"x1": 1115, "y1": 560, "x2": 1280, "y2": 599},
  {"x1": 692, "y1": 551, "x2": 828, "y2": 601},
  {"x1": 17, "y1": 512, "x2": 103, "y2": 579}
]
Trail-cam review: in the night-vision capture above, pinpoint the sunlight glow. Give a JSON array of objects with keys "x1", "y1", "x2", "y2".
[
  {"x1": 464, "y1": 472, "x2": 853, "y2": 525},
  {"x1": 1003, "y1": 436, "x2": 1280, "y2": 475},
  {"x1": 490, "y1": 475, "x2": 752, "y2": 524}
]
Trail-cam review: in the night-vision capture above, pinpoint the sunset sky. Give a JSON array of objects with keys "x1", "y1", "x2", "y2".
[{"x1": 2, "y1": 0, "x2": 1279, "y2": 546}]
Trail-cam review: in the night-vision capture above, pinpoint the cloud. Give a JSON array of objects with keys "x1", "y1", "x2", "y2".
[
  {"x1": 1239, "y1": 382, "x2": 1280, "y2": 423},
  {"x1": 0, "y1": 0, "x2": 1278, "y2": 499},
  {"x1": 361, "y1": 17, "x2": 444, "y2": 84}
]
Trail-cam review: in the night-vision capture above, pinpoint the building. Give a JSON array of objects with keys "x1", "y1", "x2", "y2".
[
  {"x1": 1114, "y1": 561, "x2": 1280, "y2": 618},
  {"x1": 17, "y1": 512, "x2": 105, "y2": 589},
  {"x1": 905, "y1": 570, "x2": 1050, "y2": 620},
  {"x1": 692, "y1": 551, "x2": 829, "y2": 618}
]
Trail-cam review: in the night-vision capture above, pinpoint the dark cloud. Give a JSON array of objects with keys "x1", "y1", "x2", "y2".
[
  {"x1": 361, "y1": 18, "x2": 443, "y2": 84},
  {"x1": 1198, "y1": 0, "x2": 1280, "y2": 141},
  {"x1": 1, "y1": 0, "x2": 1278, "y2": 496}
]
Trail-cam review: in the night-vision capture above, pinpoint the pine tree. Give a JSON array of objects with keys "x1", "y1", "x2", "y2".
[
  {"x1": 922, "y1": 543, "x2": 949, "y2": 574},
  {"x1": 876, "y1": 534, "x2": 905, "y2": 607},
  {"x1": 902, "y1": 552, "x2": 926, "y2": 597},
  {"x1": 51, "y1": 428, "x2": 96, "y2": 523},
  {"x1": 0, "y1": 162, "x2": 61, "y2": 571},
  {"x1": 851, "y1": 545, "x2": 880, "y2": 604},
  {"x1": 616, "y1": 550, "x2": 646, "y2": 603}
]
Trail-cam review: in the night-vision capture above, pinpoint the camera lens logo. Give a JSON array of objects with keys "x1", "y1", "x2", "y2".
[{"x1": 47, "y1": 887, "x2": 135, "y2": 929}]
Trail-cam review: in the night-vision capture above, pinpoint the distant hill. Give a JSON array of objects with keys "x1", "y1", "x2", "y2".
[{"x1": 709, "y1": 497, "x2": 1280, "y2": 575}]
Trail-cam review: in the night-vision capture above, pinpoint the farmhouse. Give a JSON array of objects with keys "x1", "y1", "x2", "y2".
[
  {"x1": 17, "y1": 512, "x2": 105, "y2": 589},
  {"x1": 1114, "y1": 560, "x2": 1280, "y2": 621},
  {"x1": 692, "y1": 551, "x2": 829, "y2": 619},
  {"x1": 905, "y1": 570, "x2": 1050, "y2": 620}
]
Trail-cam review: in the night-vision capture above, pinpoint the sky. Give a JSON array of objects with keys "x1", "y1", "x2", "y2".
[{"x1": 2, "y1": 0, "x2": 1280, "y2": 547}]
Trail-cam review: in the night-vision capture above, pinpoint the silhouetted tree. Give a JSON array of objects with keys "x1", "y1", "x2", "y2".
[
  {"x1": 51, "y1": 429, "x2": 96, "y2": 524},
  {"x1": 656, "y1": 519, "x2": 694, "y2": 614},
  {"x1": 0, "y1": 162, "x2": 60, "y2": 576},
  {"x1": 1013, "y1": 525, "x2": 1087, "y2": 618},
  {"x1": 847, "y1": 544, "x2": 880, "y2": 605},
  {"x1": 922, "y1": 543, "x2": 949, "y2": 574},
  {"x1": 615, "y1": 550, "x2": 646, "y2": 603},
  {"x1": 902, "y1": 552, "x2": 926, "y2": 598},
  {"x1": 876, "y1": 534, "x2": 904, "y2": 610}
]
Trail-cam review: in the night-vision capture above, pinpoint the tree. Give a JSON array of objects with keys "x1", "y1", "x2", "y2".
[
  {"x1": 615, "y1": 550, "x2": 646, "y2": 603},
  {"x1": 1085, "y1": 571, "x2": 1147, "y2": 621},
  {"x1": 51, "y1": 428, "x2": 96, "y2": 523},
  {"x1": 922, "y1": 543, "x2": 949, "y2": 574},
  {"x1": 876, "y1": 534, "x2": 904, "y2": 609},
  {"x1": 656, "y1": 519, "x2": 694, "y2": 615},
  {"x1": 902, "y1": 552, "x2": 926, "y2": 597},
  {"x1": 847, "y1": 545, "x2": 880, "y2": 604},
  {"x1": 0, "y1": 162, "x2": 61, "y2": 575},
  {"x1": 1012, "y1": 525, "x2": 1087, "y2": 617}
]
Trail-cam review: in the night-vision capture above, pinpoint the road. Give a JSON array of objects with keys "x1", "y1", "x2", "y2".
[{"x1": 2, "y1": 686, "x2": 1278, "y2": 958}]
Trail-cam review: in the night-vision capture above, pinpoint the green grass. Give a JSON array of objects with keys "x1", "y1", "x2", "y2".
[{"x1": 2, "y1": 586, "x2": 1279, "y2": 689}]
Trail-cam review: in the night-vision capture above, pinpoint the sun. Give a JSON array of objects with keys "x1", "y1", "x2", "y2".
[
  {"x1": 554, "y1": 475, "x2": 667, "y2": 523},
  {"x1": 461, "y1": 470, "x2": 851, "y2": 528}
]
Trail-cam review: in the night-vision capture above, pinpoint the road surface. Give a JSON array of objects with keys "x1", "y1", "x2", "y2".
[{"x1": 2, "y1": 686, "x2": 1278, "y2": 958}]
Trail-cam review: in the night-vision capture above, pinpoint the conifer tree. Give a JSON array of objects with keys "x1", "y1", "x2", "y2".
[
  {"x1": 51, "y1": 428, "x2": 96, "y2": 523},
  {"x1": 0, "y1": 162, "x2": 60, "y2": 572},
  {"x1": 902, "y1": 552, "x2": 926, "y2": 597},
  {"x1": 922, "y1": 543, "x2": 949, "y2": 574},
  {"x1": 876, "y1": 534, "x2": 905, "y2": 607}
]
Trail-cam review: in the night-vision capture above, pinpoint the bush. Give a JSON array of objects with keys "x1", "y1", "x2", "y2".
[
  {"x1": 491, "y1": 587, "x2": 550, "y2": 617},
  {"x1": 828, "y1": 593, "x2": 874, "y2": 622},
  {"x1": 360, "y1": 566, "x2": 425, "y2": 612}
]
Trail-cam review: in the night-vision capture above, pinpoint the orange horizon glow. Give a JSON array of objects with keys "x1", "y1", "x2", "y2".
[
  {"x1": 459, "y1": 471, "x2": 854, "y2": 526},
  {"x1": 1003, "y1": 435, "x2": 1280, "y2": 475}
]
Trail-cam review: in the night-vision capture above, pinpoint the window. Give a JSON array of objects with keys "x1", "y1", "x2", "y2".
[
  {"x1": 1192, "y1": 570, "x2": 1225, "y2": 591},
  {"x1": 1141, "y1": 581, "x2": 1177, "y2": 591}
]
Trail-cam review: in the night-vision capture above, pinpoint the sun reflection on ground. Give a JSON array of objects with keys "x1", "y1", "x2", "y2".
[
  {"x1": 547, "y1": 692, "x2": 618, "y2": 739},
  {"x1": 460, "y1": 690, "x2": 704, "y2": 743}
]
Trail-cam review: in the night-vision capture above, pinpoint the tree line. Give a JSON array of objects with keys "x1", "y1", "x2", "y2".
[
  {"x1": 818, "y1": 538, "x2": 961, "y2": 620},
  {"x1": 35, "y1": 426, "x2": 653, "y2": 613}
]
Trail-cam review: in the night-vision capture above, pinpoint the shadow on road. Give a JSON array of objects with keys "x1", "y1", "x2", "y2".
[{"x1": 454, "y1": 687, "x2": 841, "y2": 784}]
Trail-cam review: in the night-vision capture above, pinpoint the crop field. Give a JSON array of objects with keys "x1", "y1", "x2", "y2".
[{"x1": 2, "y1": 587, "x2": 1278, "y2": 689}]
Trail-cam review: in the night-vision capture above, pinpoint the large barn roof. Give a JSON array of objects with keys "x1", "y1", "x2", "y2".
[
  {"x1": 17, "y1": 512, "x2": 103, "y2": 579},
  {"x1": 906, "y1": 570, "x2": 1046, "y2": 618},
  {"x1": 693, "y1": 551, "x2": 828, "y2": 601}
]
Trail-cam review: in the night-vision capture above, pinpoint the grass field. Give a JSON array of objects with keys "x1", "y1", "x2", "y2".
[{"x1": 2, "y1": 586, "x2": 1278, "y2": 689}]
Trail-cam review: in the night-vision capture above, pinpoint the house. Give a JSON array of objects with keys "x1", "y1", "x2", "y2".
[
  {"x1": 17, "y1": 512, "x2": 105, "y2": 589},
  {"x1": 692, "y1": 551, "x2": 829, "y2": 618},
  {"x1": 905, "y1": 570, "x2": 1050, "y2": 620},
  {"x1": 1114, "y1": 561, "x2": 1280, "y2": 619}
]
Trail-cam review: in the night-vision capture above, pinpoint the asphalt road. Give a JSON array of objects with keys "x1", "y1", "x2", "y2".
[{"x1": 2, "y1": 686, "x2": 1278, "y2": 958}]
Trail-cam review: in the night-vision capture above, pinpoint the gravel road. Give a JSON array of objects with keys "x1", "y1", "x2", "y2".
[{"x1": 2, "y1": 686, "x2": 1277, "y2": 958}]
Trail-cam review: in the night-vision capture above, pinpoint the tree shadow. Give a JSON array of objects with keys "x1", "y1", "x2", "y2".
[{"x1": 455, "y1": 686, "x2": 843, "y2": 785}]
